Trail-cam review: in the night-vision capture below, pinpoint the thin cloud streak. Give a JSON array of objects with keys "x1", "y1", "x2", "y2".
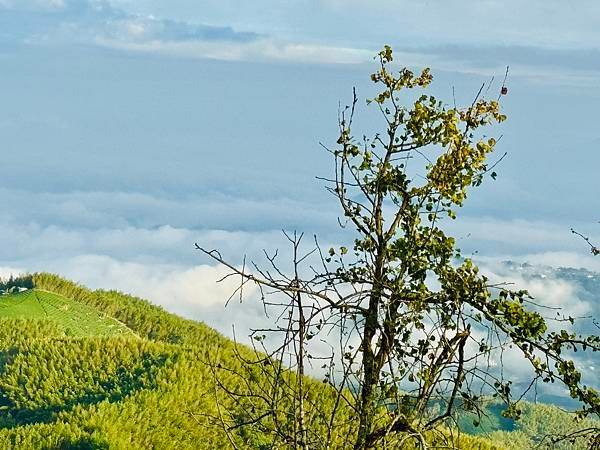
[{"x1": 96, "y1": 37, "x2": 375, "y2": 65}]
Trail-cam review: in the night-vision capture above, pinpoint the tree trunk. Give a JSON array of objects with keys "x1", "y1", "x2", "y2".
[{"x1": 354, "y1": 305, "x2": 379, "y2": 450}]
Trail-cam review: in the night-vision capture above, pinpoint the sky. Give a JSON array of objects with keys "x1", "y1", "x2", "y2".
[{"x1": 1, "y1": 0, "x2": 600, "y2": 344}]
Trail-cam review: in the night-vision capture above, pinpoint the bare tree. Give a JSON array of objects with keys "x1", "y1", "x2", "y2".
[
  {"x1": 571, "y1": 228, "x2": 600, "y2": 256},
  {"x1": 197, "y1": 46, "x2": 600, "y2": 449}
]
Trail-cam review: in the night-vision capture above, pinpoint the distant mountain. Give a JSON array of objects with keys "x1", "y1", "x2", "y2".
[
  {"x1": 500, "y1": 261, "x2": 600, "y2": 300},
  {"x1": 480, "y1": 261, "x2": 600, "y2": 404},
  {"x1": 0, "y1": 273, "x2": 595, "y2": 449}
]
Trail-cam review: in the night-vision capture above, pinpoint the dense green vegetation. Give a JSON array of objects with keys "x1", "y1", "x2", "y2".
[
  {"x1": 459, "y1": 400, "x2": 599, "y2": 449},
  {"x1": 0, "y1": 290, "x2": 132, "y2": 337},
  {"x1": 0, "y1": 273, "x2": 594, "y2": 448}
]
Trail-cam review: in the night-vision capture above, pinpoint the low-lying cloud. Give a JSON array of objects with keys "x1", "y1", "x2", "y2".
[{"x1": 0, "y1": 188, "x2": 335, "y2": 232}]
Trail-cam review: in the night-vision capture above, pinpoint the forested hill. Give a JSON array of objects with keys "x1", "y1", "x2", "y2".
[{"x1": 0, "y1": 273, "x2": 595, "y2": 449}]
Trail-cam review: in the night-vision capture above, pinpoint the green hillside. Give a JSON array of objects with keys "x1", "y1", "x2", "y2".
[
  {"x1": 0, "y1": 290, "x2": 133, "y2": 337},
  {"x1": 0, "y1": 273, "x2": 595, "y2": 449}
]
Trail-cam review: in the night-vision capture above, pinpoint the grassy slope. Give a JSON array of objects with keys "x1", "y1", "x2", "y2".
[
  {"x1": 0, "y1": 290, "x2": 133, "y2": 337},
  {"x1": 0, "y1": 274, "x2": 265, "y2": 449}
]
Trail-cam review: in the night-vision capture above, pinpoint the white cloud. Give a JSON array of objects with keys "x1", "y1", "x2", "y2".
[
  {"x1": 473, "y1": 262, "x2": 599, "y2": 383},
  {"x1": 478, "y1": 252, "x2": 600, "y2": 274},
  {"x1": 0, "y1": 188, "x2": 334, "y2": 232},
  {"x1": 521, "y1": 278, "x2": 589, "y2": 317},
  {"x1": 97, "y1": 37, "x2": 375, "y2": 64},
  {"x1": 57, "y1": 255, "x2": 247, "y2": 308},
  {"x1": 0, "y1": 221, "x2": 290, "y2": 267},
  {"x1": 0, "y1": 265, "x2": 25, "y2": 279}
]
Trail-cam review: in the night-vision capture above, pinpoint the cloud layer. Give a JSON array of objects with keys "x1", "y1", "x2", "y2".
[
  {"x1": 2, "y1": 0, "x2": 600, "y2": 80},
  {"x1": 0, "y1": 0, "x2": 375, "y2": 65},
  {"x1": 0, "y1": 0, "x2": 258, "y2": 43}
]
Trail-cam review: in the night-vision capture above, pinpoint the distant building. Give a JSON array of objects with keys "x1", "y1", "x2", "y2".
[{"x1": 0, "y1": 286, "x2": 28, "y2": 295}]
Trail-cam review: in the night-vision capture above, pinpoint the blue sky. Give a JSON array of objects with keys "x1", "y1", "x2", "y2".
[{"x1": 1, "y1": 1, "x2": 600, "y2": 336}]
